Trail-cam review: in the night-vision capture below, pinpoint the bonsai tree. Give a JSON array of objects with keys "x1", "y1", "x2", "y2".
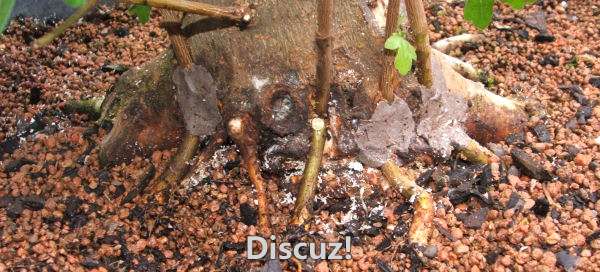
[{"x1": 0, "y1": 0, "x2": 535, "y2": 257}]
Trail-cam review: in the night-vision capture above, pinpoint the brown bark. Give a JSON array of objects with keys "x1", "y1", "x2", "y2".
[
  {"x1": 314, "y1": 0, "x2": 334, "y2": 117},
  {"x1": 405, "y1": 0, "x2": 432, "y2": 87},
  {"x1": 379, "y1": 0, "x2": 401, "y2": 102},
  {"x1": 127, "y1": 0, "x2": 252, "y2": 23}
]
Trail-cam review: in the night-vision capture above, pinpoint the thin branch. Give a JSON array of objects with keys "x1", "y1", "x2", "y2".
[
  {"x1": 228, "y1": 114, "x2": 271, "y2": 235},
  {"x1": 314, "y1": 0, "x2": 334, "y2": 117},
  {"x1": 127, "y1": 0, "x2": 252, "y2": 24},
  {"x1": 405, "y1": 0, "x2": 432, "y2": 87},
  {"x1": 379, "y1": 0, "x2": 400, "y2": 102},
  {"x1": 160, "y1": 9, "x2": 194, "y2": 68},
  {"x1": 291, "y1": 118, "x2": 327, "y2": 226},
  {"x1": 381, "y1": 160, "x2": 433, "y2": 246},
  {"x1": 33, "y1": 0, "x2": 98, "y2": 48}
]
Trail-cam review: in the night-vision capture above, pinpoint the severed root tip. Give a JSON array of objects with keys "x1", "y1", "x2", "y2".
[
  {"x1": 381, "y1": 160, "x2": 434, "y2": 246},
  {"x1": 63, "y1": 97, "x2": 104, "y2": 119},
  {"x1": 148, "y1": 133, "x2": 200, "y2": 196},
  {"x1": 227, "y1": 114, "x2": 271, "y2": 235},
  {"x1": 291, "y1": 118, "x2": 327, "y2": 226},
  {"x1": 456, "y1": 139, "x2": 498, "y2": 164}
]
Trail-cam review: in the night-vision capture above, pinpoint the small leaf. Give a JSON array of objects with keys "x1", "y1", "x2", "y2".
[
  {"x1": 384, "y1": 33, "x2": 403, "y2": 50},
  {"x1": 393, "y1": 38, "x2": 417, "y2": 75},
  {"x1": 464, "y1": 0, "x2": 494, "y2": 29},
  {"x1": 502, "y1": 0, "x2": 536, "y2": 10},
  {"x1": 129, "y1": 4, "x2": 151, "y2": 24},
  {"x1": 0, "y1": 0, "x2": 15, "y2": 34},
  {"x1": 63, "y1": 0, "x2": 86, "y2": 8}
]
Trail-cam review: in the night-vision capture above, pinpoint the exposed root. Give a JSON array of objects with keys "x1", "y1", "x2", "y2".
[
  {"x1": 148, "y1": 133, "x2": 200, "y2": 195},
  {"x1": 433, "y1": 49, "x2": 522, "y2": 111},
  {"x1": 33, "y1": 0, "x2": 98, "y2": 48},
  {"x1": 381, "y1": 160, "x2": 433, "y2": 246},
  {"x1": 128, "y1": 0, "x2": 253, "y2": 24},
  {"x1": 63, "y1": 97, "x2": 104, "y2": 119},
  {"x1": 432, "y1": 34, "x2": 483, "y2": 54},
  {"x1": 183, "y1": 129, "x2": 226, "y2": 181},
  {"x1": 456, "y1": 139, "x2": 498, "y2": 164},
  {"x1": 437, "y1": 52, "x2": 480, "y2": 81},
  {"x1": 292, "y1": 0, "x2": 334, "y2": 227},
  {"x1": 291, "y1": 118, "x2": 327, "y2": 226},
  {"x1": 433, "y1": 49, "x2": 527, "y2": 143},
  {"x1": 228, "y1": 114, "x2": 271, "y2": 235}
]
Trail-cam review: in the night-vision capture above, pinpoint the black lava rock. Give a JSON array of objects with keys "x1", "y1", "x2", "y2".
[
  {"x1": 576, "y1": 105, "x2": 593, "y2": 124},
  {"x1": 532, "y1": 123, "x2": 551, "y2": 142},
  {"x1": 4, "y1": 158, "x2": 35, "y2": 173},
  {"x1": 29, "y1": 87, "x2": 42, "y2": 104},
  {"x1": 540, "y1": 54, "x2": 559, "y2": 66},
  {"x1": 239, "y1": 203, "x2": 257, "y2": 226},
  {"x1": 534, "y1": 32, "x2": 555, "y2": 43},
  {"x1": 457, "y1": 208, "x2": 489, "y2": 229},
  {"x1": 114, "y1": 27, "x2": 129, "y2": 37},
  {"x1": 511, "y1": 148, "x2": 553, "y2": 181},
  {"x1": 589, "y1": 76, "x2": 600, "y2": 88},
  {"x1": 556, "y1": 251, "x2": 578, "y2": 272},
  {"x1": 6, "y1": 201, "x2": 24, "y2": 219},
  {"x1": 531, "y1": 197, "x2": 550, "y2": 217},
  {"x1": 21, "y1": 195, "x2": 45, "y2": 211}
]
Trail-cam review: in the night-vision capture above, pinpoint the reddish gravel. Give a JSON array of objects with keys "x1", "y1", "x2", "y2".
[{"x1": 0, "y1": 1, "x2": 599, "y2": 272}]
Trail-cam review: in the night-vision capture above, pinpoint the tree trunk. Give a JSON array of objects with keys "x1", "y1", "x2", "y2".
[
  {"x1": 100, "y1": 0, "x2": 382, "y2": 165},
  {"x1": 98, "y1": 0, "x2": 525, "y2": 166}
]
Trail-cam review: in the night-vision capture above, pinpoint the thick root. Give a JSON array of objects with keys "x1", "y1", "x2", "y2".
[
  {"x1": 148, "y1": 133, "x2": 200, "y2": 195},
  {"x1": 63, "y1": 97, "x2": 104, "y2": 119},
  {"x1": 432, "y1": 34, "x2": 483, "y2": 54},
  {"x1": 381, "y1": 160, "x2": 433, "y2": 246},
  {"x1": 291, "y1": 118, "x2": 327, "y2": 226},
  {"x1": 456, "y1": 139, "x2": 498, "y2": 164},
  {"x1": 437, "y1": 52, "x2": 480, "y2": 81},
  {"x1": 228, "y1": 114, "x2": 271, "y2": 235},
  {"x1": 183, "y1": 129, "x2": 226, "y2": 182},
  {"x1": 433, "y1": 49, "x2": 527, "y2": 143}
]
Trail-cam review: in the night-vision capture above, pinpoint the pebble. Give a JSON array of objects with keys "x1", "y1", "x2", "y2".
[
  {"x1": 574, "y1": 154, "x2": 592, "y2": 167},
  {"x1": 454, "y1": 244, "x2": 469, "y2": 254},
  {"x1": 545, "y1": 232, "x2": 561, "y2": 245}
]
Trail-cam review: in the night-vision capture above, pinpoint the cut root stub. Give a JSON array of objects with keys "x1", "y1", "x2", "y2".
[
  {"x1": 381, "y1": 160, "x2": 433, "y2": 246},
  {"x1": 227, "y1": 114, "x2": 271, "y2": 235},
  {"x1": 291, "y1": 118, "x2": 327, "y2": 226}
]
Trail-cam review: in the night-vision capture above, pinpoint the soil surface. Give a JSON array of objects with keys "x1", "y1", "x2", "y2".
[{"x1": 1, "y1": 1, "x2": 599, "y2": 271}]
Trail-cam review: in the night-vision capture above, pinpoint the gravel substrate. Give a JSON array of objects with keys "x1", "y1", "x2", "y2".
[{"x1": 0, "y1": 1, "x2": 599, "y2": 271}]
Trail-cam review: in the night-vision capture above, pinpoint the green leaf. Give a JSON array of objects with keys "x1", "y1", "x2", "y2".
[
  {"x1": 464, "y1": 0, "x2": 494, "y2": 29},
  {"x1": 0, "y1": 0, "x2": 15, "y2": 34},
  {"x1": 129, "y1": 4, "x2": 151, "y2": 24},
  {"x1": 384, "y1": 33, "x2": 403, "y2": 50},
  {"x1": 502, "y1": 0, "x2": 536, "y2": 10},
  {"x1": 63, "y1": 0, "x2": 85, "y2": 8},
  {"x1": 393, "y1": 37, "x2": 417, "y2": 75}
]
